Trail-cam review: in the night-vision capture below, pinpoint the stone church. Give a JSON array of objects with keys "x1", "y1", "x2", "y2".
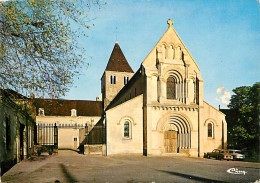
[{"x1": 34, "y1": 19, "x2": 227, "y2": 157}]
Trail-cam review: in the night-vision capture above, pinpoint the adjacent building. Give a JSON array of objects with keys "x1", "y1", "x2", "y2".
[
  {"x1": 0, "y1": 90, "x2": 35, "y2": 175},
  {"x1": 33, "y1": 99, "x2": 103, "y2": 150}
]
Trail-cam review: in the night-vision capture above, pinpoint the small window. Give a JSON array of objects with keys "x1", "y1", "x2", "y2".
[
  {"x1": 110, "y1": 75, "x2": 116, "y2": 84},
  {"x1": 74, "y1": 137, "x2": 77, "y2": 141},
  {"x1": 124, "y1": 76, "x2": 129, "y2": 85},
  {"x1": 71, "y1": 109, "x2": 77, "y2": 116},
  {"x1": 124, "y1": 122, "x2": 130, "y2": 138},
  {"x1": 39, "y1": 108, "x2": 44, "y2": 116},
  {"x1": 208, "y1": 123, "x2": 213, "y2": 138},
  {"x1": 110, "y1": 75, "x2": 113, "y2": 84}
]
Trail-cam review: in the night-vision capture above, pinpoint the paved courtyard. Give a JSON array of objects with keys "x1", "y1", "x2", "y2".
[{"x1": 1, "y1": 150, "x2": 259, "y2": 183}]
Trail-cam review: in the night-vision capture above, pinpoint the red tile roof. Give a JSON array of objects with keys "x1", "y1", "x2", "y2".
[
  {"x1": 33, "y1": 99, "x2": 103, "y2": 116},
  {"x1": 105, "y1": 42, "x2": 134, "y2": 73}
]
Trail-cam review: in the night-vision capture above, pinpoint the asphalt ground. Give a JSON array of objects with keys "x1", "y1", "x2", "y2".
[{"x1": 1, "y1": 150, "x2": 259, "y2": 183}]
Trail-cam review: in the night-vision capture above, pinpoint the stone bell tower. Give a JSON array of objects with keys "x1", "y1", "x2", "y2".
[{"x1": 101, "y1": 41, "x2": 134, "y2": 108}]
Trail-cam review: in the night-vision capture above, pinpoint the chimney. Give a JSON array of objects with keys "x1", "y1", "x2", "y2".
[{"x1": 30, "y1": 93, "x2": 35, "y2": 99}]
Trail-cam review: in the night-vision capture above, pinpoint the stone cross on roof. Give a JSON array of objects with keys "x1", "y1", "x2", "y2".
[{"x1": 167, "y1": 19, "x2": 173, "y2": 27}]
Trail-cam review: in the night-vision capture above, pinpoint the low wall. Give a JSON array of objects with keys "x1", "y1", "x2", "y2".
[
  {"x1": 84, "y1": 144, "x2": 106, "y2": 155},
  {"x1": 179, "y1": 148, "x2": 198, "y2": 157}
]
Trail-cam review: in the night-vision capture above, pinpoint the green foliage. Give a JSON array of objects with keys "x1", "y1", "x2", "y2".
[
  {"x1": 0, "y1": 0, "x2": 103, "y2": 97},
  {"x1": 227, "y1": 82, "x2": 260, "y2": 151}
]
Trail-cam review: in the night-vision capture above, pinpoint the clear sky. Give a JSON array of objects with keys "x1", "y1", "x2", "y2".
[{"x1": 64, "y1": 0, "x2": 260, "y2": 109}]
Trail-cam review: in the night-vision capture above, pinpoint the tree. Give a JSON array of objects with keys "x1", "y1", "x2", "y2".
[
  {"x1": 227, "y1": 82, "x2": 260, "y2": 156},
  {"x1": 0, "y1": 0, "x2": 103, "y2": 98}
]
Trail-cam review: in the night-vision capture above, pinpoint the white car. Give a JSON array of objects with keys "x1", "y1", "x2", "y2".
[{"x1": 228, "y1": 149, "x2": 245, "y2": 160}]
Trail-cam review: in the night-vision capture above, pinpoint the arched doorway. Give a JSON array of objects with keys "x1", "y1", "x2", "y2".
[{"x1": 157, "y1": 113, "x2": 192, "y2": 153}]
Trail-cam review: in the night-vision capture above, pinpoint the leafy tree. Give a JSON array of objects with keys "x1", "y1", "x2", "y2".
[
  {"x1": 0, "y1": 0, "x2": 102, "y2": 98},
  {"x1": 227, "y1": 82, "x2": 260, "y2": 156}
]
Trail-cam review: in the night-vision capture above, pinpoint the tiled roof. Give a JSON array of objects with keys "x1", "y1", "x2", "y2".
[
  {"x1": 105, "y1": 42, "x2": 134, "y2": 73},
  {"x1": 33, "y1": 98, "x2": 103, "y2": 116},
  {"x1": 0, "y1": 89, "x2": 28, "y2": 99}
]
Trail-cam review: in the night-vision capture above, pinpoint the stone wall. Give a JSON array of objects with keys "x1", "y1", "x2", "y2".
[
  {"x1": 0, "y1": 96, "x2": 35, "y2": 175},
  {"x1": 84, "y1": 144, "x2": 106, "y2": 155}
]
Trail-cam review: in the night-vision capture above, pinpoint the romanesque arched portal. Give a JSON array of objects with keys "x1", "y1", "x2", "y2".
[{"x1": 156, "y1": 113, "x2": 192, "y2": 153}]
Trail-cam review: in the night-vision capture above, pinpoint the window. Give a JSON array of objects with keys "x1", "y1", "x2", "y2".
[
  {"x1": 124, "y1": 76, "x2": 129, "y2": 85},
  {"x1": 110, "y1": 75, "x2": 116, "y2": 84},
  {"x1": 71, "y1": 109, "x2": 77, "y2": 116},
  {"x1": 208, "y1": 123, "x2": 213, "y2": 138},
  {"x1": 124, "y1": 122, "x2": 130, "y2": 138},
  {"x1": 167, "y1": 77, "x2": 176, "y2": 99},
  {"x1": 74, "y1": 137, "x2": 77, "y2": 141},
  {"x1": 39, "y1": 108, "x2": 44, "y2": 116}
]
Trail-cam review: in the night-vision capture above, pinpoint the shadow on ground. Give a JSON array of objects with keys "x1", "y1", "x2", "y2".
[
  {"x1": 55, "y1": 163, "x2": 78, "y2": 183},
  {"x1": 158, "y1": 170, "x2": 225, "y2": 183}
]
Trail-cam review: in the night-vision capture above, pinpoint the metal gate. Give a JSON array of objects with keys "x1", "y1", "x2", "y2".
[{"x1": 36, "y1": 124, "x2": 58, "y2": 146}]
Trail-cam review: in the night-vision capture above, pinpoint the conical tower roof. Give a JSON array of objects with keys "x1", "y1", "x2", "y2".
[{"x1": 105, "y1": 42, "x2": 134, "y2": 73}]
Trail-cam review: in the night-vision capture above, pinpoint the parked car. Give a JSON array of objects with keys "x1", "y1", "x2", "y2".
[
  {"x1": 205, "y1": 149, "x2": 233, "y2": 160},
  {"x1": 228, "y1": 149, "x2": 245, "y2": 160}
]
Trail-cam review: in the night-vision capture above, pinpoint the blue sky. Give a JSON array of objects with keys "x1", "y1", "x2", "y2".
[{"x1": 64, "y1": 0, "x2": 260, "y2": 109}]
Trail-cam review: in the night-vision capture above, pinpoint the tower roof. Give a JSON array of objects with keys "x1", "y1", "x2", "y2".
[{"x1": 105, "y1": 42, "x2": 134, "y2": 73}]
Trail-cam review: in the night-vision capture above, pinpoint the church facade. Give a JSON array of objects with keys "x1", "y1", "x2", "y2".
[
  {"x1": 34, "y1": 19, "x2": 227, "y2": 157},
  {"x1": 104, "y1": 19, "x2": 227, "y2": 157}
]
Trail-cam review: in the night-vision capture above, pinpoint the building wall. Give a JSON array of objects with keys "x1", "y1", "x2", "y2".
[
  {"x1": 146, "y1": 105, "x2": 199, "y2": 157},
  {"x1": 102, "y1": 70, "x2": 134, "y2": 107},
  {"x1": 106, "y1": 95, "x2": 143, "y2": 155},
  {"x1": 0, "y1": 97, "x2": 35, "y2": 175},
  {"x1": 58, "y1": 128, "x2": 80, "y2": 149},
  {"x1": 200, "y1": 101, "x2": 227, "y2": 156}
]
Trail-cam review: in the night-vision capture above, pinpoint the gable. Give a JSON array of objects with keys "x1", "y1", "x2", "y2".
[{"x1": 142, "y1": 19, "x2": 199, "y2": 72}]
